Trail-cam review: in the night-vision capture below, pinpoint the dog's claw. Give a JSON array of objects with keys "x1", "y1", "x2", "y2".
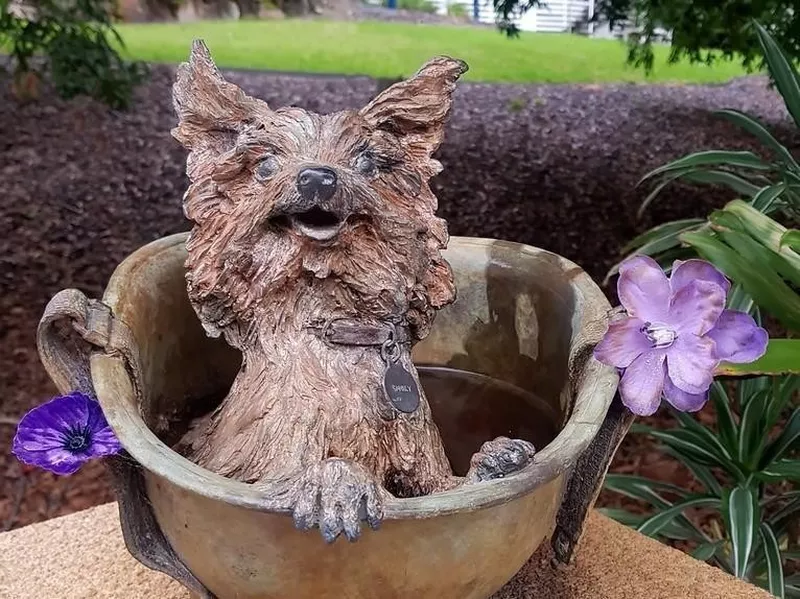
[
  {"x1": 291, "y1": 458, "x2": 384, "y2": 543},
  {"x1": 467, "y1": 436, "x2": 536, "y2": 483}
]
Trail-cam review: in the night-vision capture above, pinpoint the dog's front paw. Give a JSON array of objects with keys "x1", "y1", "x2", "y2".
[
  {"x1": 292, "y1": 458, "x2": 384, "y2": 543},
  {"x1": 466, "y1": 436, "x2": 536, "y2": 483}
]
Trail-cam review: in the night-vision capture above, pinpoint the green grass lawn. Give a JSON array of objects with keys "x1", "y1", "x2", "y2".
[{"x1": 116, "y1": 19, "x2": 749, "y2": 84}]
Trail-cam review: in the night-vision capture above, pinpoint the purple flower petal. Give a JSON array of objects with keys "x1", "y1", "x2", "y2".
[
  {"x1": 663, "y1": 377, "x2": 709, "y2": 412},
  {"x1": 617, "y1": 255, "x2": 671, "y2": 323},
  {"x1": 593, "y1": 317, "x2": 652, "y2": 368},
  {"x1": 666, "y1": 280, "x2": 726, "y2": 336},
  {"x1": 707, "y1": 310, "x2": 769, "y2": 363},
  {"x1": 619, "y1": 350, "x2": 667, "y2": 416},
  {"x1": 670, "y1": 259, "x2": 731, "y2": 296},
  {"x1": 12, "y1": 391, "x2": 121, "y2": 475},
  {"x1": 666, "y1": 334, "x2": 718, "y2": 394}
]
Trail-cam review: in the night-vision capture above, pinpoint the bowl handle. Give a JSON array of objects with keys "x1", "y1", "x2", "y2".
[
  {"x1": 551, "y1": 392, "x2": 634, "y2": 565},
  {"x1": 36, "y1": 288, "x2": 218, "y2": 599}
]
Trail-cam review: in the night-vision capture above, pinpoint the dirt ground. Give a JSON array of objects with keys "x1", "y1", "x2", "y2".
[{"x1": 1, "y1": 65, "x2": 796, "y2": 532}]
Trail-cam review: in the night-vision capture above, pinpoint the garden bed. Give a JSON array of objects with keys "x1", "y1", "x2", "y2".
[{"x1": 0, "y1": 65, "x2": 796, "y2": 532}]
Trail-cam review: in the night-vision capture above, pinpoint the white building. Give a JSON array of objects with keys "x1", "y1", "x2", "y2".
[{"x1": 432, "y1": 0, "x2": 596, "y2": 33}]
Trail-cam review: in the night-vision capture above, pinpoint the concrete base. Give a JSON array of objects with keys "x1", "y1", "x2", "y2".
[{"x1": 0, "y1": 503, "x2": 771, "y2": 598}]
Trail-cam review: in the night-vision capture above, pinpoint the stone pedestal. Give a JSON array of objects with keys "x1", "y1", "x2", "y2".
[{"x1": 0, "y1": 503, "x2": 771, "y2": 598}]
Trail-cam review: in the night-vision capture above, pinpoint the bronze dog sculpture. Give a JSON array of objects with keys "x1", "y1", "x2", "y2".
[{"x1": 172, "y1": 41, "x2": 536, "y2": 543}]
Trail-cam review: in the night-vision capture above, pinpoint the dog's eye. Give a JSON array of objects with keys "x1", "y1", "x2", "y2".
[
  {"x1": 255, "y1": 155, "x2": 280, "y2": 182},
  {"x1": 355, "y1": 152, "x2": 377, "y2": 177}
]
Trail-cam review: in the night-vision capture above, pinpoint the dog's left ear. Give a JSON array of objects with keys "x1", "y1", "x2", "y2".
[
  {"x1": 172, "y1": 39, "x2": 269, "y2": 153},
  {"x1": 359, "y1": 56, "x2": 467, "y2": 157}
]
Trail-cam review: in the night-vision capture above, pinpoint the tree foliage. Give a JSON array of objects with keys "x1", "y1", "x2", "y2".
[
  {"x1": 500, "y1": 0, "x2": 800, "y2": 73},
  {"x1": 0, "y1": 0, "x2": 147, "y2": 109}
]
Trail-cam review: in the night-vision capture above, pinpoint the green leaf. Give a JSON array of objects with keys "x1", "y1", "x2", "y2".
[
  {"x1": 662, "y1": 446, "x2": 723, "y2": 496},
  {"x1": 603, "y1": 474, "x2": 690, "y2": 501},
  {"x1": 760, "y1": 523, "x2": 786, "y2": 599},
  {"x1": 710, "y1": 381, "x2": 738, "y2": 456},
  {"x1": 752, "y1": 183, "x2": 788, "y2": 213},
  {"x1": 643, "y1": 151, "x2": 771, "y2": 181},
  {"x1": 671, "y1": 408, "x2": 736, "y2": 462},
  {"x1": 711, "y1": 220, "x2": 800, "y2": 290},
  {"x1": 770, "y1": 495, "x2": 800, "y2": 536},
  {"x1": 680, "y1": 230, "x2": 800, "y2": 331},
  {"x1": 598, "y1": 508, "x2": 646, "y2": 527},
  {"x1": 717, "y1": 340, "x2": 800, "y2": 377},
  {"x1": 755, "y1": 22, "x2": 800, "y2": 129},
  {"x1": 604, "y1": 220, "x2": 704, "y2": 284},
  {"x1": 637, "y1": 496, "x2": 721, "y2": 537},
  {"x1": 637, "y1": 168, "x2": 697, "y2": 217},
  {"x1": 737, "y1": 389, "x2": 770, "y2": 468},
  {"x1": 761, "y1": 408, "x2": 800, "y2": 467},
  {"x1": 682, "y1": 170, "x2": 762, "y2": 198},
  {"x1": 726, "y1": 283, "x2": 755, "y2": 314},
  {"x1": 601, "y1": 475, "x2": 709, "y2": 541},
  {"x1": 738, "y1": 375, "x2": 771, "y2": 412},
  {"x1": 692, "y1": 541, "x2": 721, "y2": 562},
  {"x1": 781, "y1": 230, "x2": 800, "y2": 251},
  {"x1": 723, "y1": 200, "x2": 800, "y2": 279},
  {"x1": 715, "y1": 109, "x2": 799, "y2": 171},
  {"x1": 723, "y1": 485, "x2": 760, "y2": 579},
  {"x1": 757, "y1": 460, "x2": 800, "y2": 483},
  {"x1": 620, "y1": 219, "x2": 706, "y2": 255},
  {"x1": 599, "y1": 508, "x2": 699, "y2": 541},
  {"x1": 783, "y1": 550, "x2": 800, "y2": 560},
  {"x1": 649, "y1": 428, "x2": 746, "y2": 481}
]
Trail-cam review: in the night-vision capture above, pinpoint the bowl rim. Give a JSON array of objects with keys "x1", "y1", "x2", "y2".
[{"x1": 92, "y1": 232, "x2": 618, "y2": 519}]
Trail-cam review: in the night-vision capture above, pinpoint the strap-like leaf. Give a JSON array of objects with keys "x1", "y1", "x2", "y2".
[
  {"x1": 663, "y1": 446, "x2": 723, "y2": 496},
  {"x1": 756, "y1": 460, "x2": 800, "y2": 483},
  {"x1": 649, "y1": 428, "x2": 746, "y2": 481},
  {"x1": 755, "y1": 21, "x2": 800, "y2": 129},
  {"x1": 620, "y1": 218, "x2": 706, "y2": 255},
  {"x1": 715, "y1": 109, "x2": 799, "y2": 170},
  {"x1": 752, "y1": 183, "x2": 788, "y2": 213},
  {"x1": 709, "y1": 381, "x2": 738, "y2": 456},
  {"x1": 760, "y1": 522, "x2": 786, "y2": 599},
  {"x1": 737, "y1": 389, "x2": 770, "y2": 468},
  {"x1": 723, "y1": 485, "x2": 761, "y2": 579},
  {"x1": 682, "y1": 170, "x2": 762, "y2": 198},
  {"x1": 644, "y1": 150, "x2": 771, "y2": 180},
  {"x1": 761, "y1": 408, "x2": 800, "y2": 467},
  {"x1": 718, "y1": 340, "x2": 800, "y2": 377},
  {"x1": 692, "y1": 541, "x2": 721, "y2": 562},
  {"x1": 681, "y1": 230, "x2": 800, "y2": 331},
  {"x1": 637, "y1": 496, "x2": 721, "y2": 537}
]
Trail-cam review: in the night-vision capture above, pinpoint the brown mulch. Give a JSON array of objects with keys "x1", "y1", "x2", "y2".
[{"x1": 1, "y1": 65, "x2": 797, "y2": 532}]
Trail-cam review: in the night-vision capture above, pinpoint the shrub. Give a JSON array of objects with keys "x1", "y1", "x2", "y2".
[
  {"x1": 0, "y1": 0, "x2": 147, "y2": 109},
  {"x1": 602, "y1": 22, "x2": 800, "y2": 597}
]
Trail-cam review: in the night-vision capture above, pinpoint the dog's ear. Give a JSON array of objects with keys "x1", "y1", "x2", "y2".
[
  {"x1": 172, "y1": 39, "x2": 269, "y2": 154},
  {"x1": 359, "y1": 56, "x2": 467, "y2": 157}
]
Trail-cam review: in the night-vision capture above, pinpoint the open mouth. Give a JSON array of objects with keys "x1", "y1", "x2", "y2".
[{"x1": 289, "y1": 207, "x2": 346, "y2": 241}]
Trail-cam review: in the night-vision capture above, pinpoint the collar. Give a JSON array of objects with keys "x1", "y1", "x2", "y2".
[{"x1": 307, "y1": 318, "x2": 411, "y2": 348}]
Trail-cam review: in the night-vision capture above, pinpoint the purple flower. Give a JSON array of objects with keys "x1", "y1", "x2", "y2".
[
  {"x1": 594, "y1": 256, "x2": 768, "y2": 417},
  {"x1": 12, "y1": 391, "x2": 121, "y2": 475}
]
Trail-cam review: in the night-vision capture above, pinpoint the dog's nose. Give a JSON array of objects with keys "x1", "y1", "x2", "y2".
[{"x1": 297, "y1": 167, "x2": 337, "y2": 202}]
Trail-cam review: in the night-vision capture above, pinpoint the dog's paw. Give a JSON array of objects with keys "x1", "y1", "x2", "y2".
[
  {"x1": 291, "y1": 458, "x2": 384, "y2": 543},
  {"x1": 466, "y1": 436, "x2": 536, "y2": 483}
]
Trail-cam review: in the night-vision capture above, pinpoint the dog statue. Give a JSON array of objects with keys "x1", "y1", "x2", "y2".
[{"x1": 172, "y1": 41, "x2": 536, "y2": 543}]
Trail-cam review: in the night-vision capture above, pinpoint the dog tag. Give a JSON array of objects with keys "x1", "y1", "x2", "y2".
[{"x1": 383, "y1": 362, "x2": 420, "y2": 413}]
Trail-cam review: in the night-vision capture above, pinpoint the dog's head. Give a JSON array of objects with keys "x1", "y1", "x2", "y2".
[{"x1": 172, "y1": 41, "x2": 466, "y2": 345}]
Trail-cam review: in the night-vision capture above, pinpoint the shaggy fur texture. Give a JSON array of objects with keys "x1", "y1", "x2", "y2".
[{"x1": 172, "y1": 41, "x2": 535, "y2": 542}]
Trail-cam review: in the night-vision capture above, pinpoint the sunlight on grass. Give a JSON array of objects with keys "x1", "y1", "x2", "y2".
[{"x1": 116, "y1": 19, "x2": 749, "y2": 84}]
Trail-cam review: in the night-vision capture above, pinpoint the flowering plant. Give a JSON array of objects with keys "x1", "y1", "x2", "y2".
[
  {"x1": 599, "y1": 22, "x2": 800, "y2": 598},
  {"x1": 594, "y1": 256, "x2": 767, "y2": 417},
  {"x1": 12, "y1": 391, "x2": 122, "y2": 475}
]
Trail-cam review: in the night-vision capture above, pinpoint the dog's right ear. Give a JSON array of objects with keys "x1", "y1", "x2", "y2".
[{"x1": 172, "y1": 40, "x2": 269, "y2": 154}]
